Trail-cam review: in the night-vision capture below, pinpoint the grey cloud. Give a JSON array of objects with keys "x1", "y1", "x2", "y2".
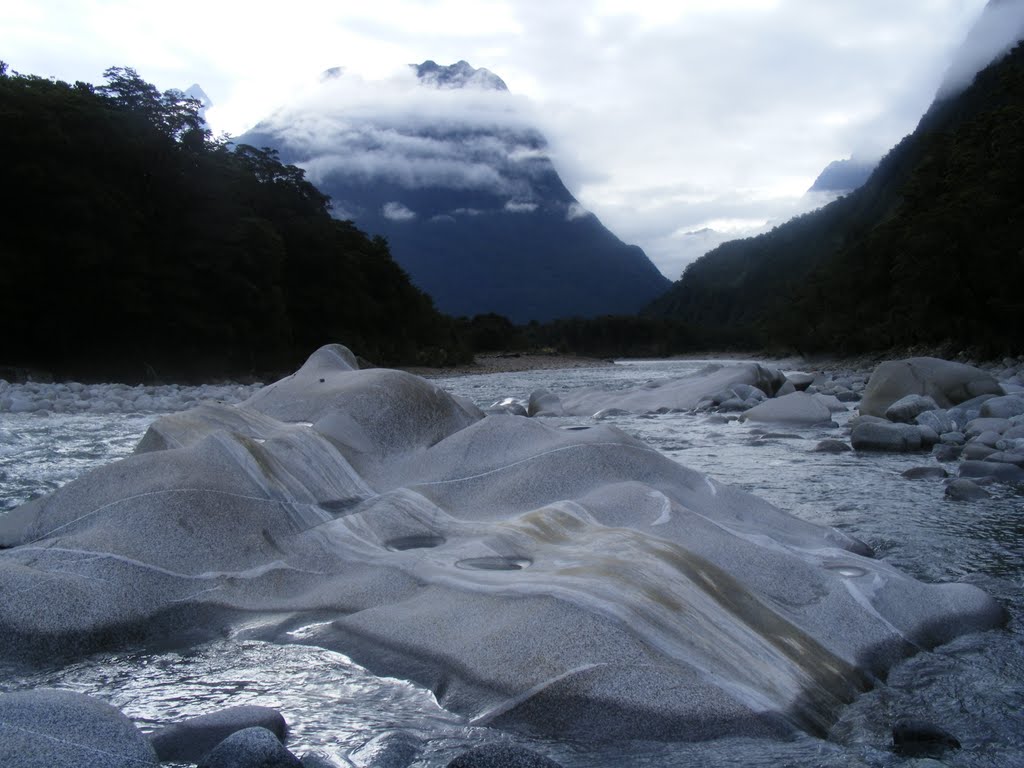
[
  {"x1": 936, "y1": 1, "x2": 1024, "y2": 98},
  {"x1": 566, "y1": 202, "x2": 590, "y2": 221},
  {"x1": 382, "y1": 201, "x2": 416, "y2": 221},
  {"x1": 504, "y1": 200, "x2": 539, "y2": 213},
  {"x1": 259, "y1": 72, "x2": 559, "y2": 197}
]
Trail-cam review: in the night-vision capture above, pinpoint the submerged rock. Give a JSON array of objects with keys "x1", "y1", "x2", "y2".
[
  {"x1": 860, "y1": 358, "x2": 1001, "y2": 418},
  {"x1": 813, "y1": 439, "x2": 851, "y2": 453},
  {"x1": 0, "y1": 345, "x2": 1004, "y2": 743},
  {"x1": 945, "y1": 478, "x2": 991, "y2": 501},
  {"x1": 850, "y1": 422, "x2": 924, "y2": 452},
  {"x1": 902, "y1": 467, "x2": 949, "y2": 480}
]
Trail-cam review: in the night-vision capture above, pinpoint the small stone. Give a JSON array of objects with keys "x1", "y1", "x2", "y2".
[
  {"x1": 965, "y1": 417, "x2": 1010, "y2": 438},
  {"x1": 198, "y1": 727, "x2": 301, "y2": 768},
  {"x1": 885, "y1": 394, "x2": 939, "y2": 423},
  {"x1": 916, "y1": 409, "x2": 956, "y2": 435},
  {"x1": 962, "y1": 442, "x2": 996, "y2": 461},
  {"x1": 785, "y1": 372, "x2": 816, "y2": 391},
  {"x1": 932, "y1": 444, "x2": 962, "y2": 462},
  {"x1": 939, "y1": 430, "x2": 966, "y2": 445}
]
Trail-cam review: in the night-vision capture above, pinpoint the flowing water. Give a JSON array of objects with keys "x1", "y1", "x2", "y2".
[{"x1": 1, "y1": 360, "x2": 1022, "y2": 767}]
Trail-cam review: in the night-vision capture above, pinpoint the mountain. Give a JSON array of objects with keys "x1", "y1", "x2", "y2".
[
  {"x1": 648, "y1": 1, "x2": 1024, "y2": 355},
  {"x1": 238, "y1": 60, "x2": 670, "y2": 323},
  {"x1": 183, "y1": 83, "x2": 211, "y2": 121},
  {"x1": 807, "y1": 157, "x2": 877, "y2": 194}
]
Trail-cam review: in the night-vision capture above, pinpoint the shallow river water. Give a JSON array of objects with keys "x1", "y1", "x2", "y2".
[{"x1": 1, "y1": 360, "x2": 1022, "y2": 767}]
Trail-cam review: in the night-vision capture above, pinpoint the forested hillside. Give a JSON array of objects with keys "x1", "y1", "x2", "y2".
[
  {"x1": 0, "y1": 64, "x2": 467, "y2": 381},
  {"x1": 648, "y1": 41, "x2": 1024, "y2": 357}
]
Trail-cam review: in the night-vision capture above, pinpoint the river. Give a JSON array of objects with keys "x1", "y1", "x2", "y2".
[{"x1": 1, "y1": 360, "x2": 1021, "y2": 767}]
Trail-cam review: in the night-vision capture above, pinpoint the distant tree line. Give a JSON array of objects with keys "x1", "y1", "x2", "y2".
[{"x1": 0, "y1": 64, "x2": 468, "y2": 381}]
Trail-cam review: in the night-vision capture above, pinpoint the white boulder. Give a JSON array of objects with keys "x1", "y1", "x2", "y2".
[
  {"x1": 0, "y1": 345, "x2": 1003, "y2": 743},
  {"x1": 860, "y1": 358, "x2": 1002, "y2": 418}
]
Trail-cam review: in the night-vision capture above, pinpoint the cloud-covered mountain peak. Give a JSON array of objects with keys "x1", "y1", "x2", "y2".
[
  {"x1": 239, "y1": 62, "x2": 669, "y2": 322},
  {"x1": 414, "y1": 59, "x2": 508, "y2": 91}
]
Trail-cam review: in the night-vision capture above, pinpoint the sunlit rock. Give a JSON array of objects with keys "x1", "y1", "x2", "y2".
[
  {"x1": 860, "y1": 358, "x2": 1001, "y2": 418},
  {"x1": 0, "y1": 345, "x2": 1004, "y2": 743},
  {"x1": 559, "y1": 363, "x2": 785, "y2": 416}
]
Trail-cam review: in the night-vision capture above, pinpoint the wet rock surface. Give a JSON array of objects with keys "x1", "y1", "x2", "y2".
[{"x1": 0, "y1": 348, "x2": 1010, "y2": 747}]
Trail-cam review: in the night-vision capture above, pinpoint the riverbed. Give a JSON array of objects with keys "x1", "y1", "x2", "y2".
[{"x1": 1, "y1": 360, "x2": 1021, "y2": 767}]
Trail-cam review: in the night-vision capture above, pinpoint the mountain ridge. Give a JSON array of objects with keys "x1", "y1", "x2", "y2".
[
  {"x1": 647, "y1": 3, "x2": 1024, "y2": 355},
  {"x1": 239, "y1": 60, "x2": 670, "y2": 323}
]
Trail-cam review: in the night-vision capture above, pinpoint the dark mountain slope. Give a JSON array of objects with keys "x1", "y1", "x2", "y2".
[
  {"x1": 648, "y1": 11, "x2": 1024, "y2": 355},
  {"x1": 239, "y1": 61, "x2": 670, "y2": 323},
  {"x1": 778, "y1": 44, "x2": 1024, "y2": 354}
]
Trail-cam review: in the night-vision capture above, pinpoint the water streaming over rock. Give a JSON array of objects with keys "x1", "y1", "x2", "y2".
[{"x1": 1, "y1": 360, "x2": 1022, "y2": 767}]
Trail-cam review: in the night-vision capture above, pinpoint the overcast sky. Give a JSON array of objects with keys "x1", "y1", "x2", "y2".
[{"x1": 4, "y1": 0, "x2": 1008, "y2": 278}]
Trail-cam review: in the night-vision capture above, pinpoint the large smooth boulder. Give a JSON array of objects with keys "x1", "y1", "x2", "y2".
[
  {"x1": 0, "y1": 689, "x2": 159, "y2": 767},
  {"x1": 740, "y1": 392, "x2": 834, "y2": 426},
  {"x1": 559, "y1": 363, "x2": 785, "y2": 416},
  {"x1": 149, "y1": 706, "x2": 287, "y2": 763},
  {"x1": 0, "y1": 345, "x2": 1004, "y2": 743},
  {"x1": 860, "y1": 358, "x2": 1002, "y2": 418}
]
